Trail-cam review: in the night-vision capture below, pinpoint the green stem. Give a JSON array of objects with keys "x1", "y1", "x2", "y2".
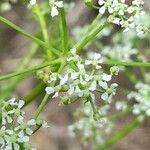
[
  {"x1": 0, "y1": 59, "x2": 147, "y2": 81},
  {"x1": 24, "y1": 82, "x2": 46, "y2": 106},
  {"x1": 32, "y1": 94, "x2": 49, "y2": 119},
  {"x1": 108, "y1": 107, "x2": 132, "y2": 121},
  {"x1": 0, "y1": 16, "x2": 45, "y2": 47},
  {"x1": 78, "y1": 14, "x2": 101, "y2": 44},
  {"x1": 33, "y1": 5, "x2": 51, "y2": 59},
  {"x1": 59, "y1": 7, "x2": 69, "y2": 54},
  {"x1": 75, "y1": 21, "x2": 109, "y2": 52},
  {"x1": 0, "y1": 58, "x2": 61, "y2": 81},
  {"x1": 103, "y1": 60, "x2": 150, "y2": 67},
  {"x1": 0, "y1": 16, "x2": 60, "y2": 56},
  {"x1": 96, "y1": 115, "x2": 145, "y2": 150}
]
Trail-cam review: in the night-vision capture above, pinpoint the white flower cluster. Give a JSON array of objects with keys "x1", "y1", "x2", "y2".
[
  {"x1": 102, "y1": 44, "x2": 138, "y2": 62},
  {"x1": 68, "y1": 103, "x2": 113, "y2": 145},
  {"x1": 115, "y1": 101, "x2": 127, "y2": 111},
  {"x1": 98, "y1": 0, "x2": 144, "y2": 32},
  {"x1": 29, "y1": 0, "x2": 36, "y2": 6},
  {"x1": 128, "y1": 82, "x2": 150, "y2": 116},
  {"x1": 46, "y1": 49, "x2": 118, "y2": 105},
  {"x1": 49, "y1": 0, "x2": 63, "y2": 17},
  {"x1": 0, "y1": 98, "x2": 48, "y2": 150},
  {"x1": 0, "y1": 0, "x2": 18, "y2": 12}
]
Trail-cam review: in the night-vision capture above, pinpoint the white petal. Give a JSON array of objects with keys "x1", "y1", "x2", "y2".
[
  {"x1": 30, "y1": 0, "x2": 36, "y2": 5},
  {"x1": 51, "y1": 6, "x2": 59, "y2": 17},
  {"x1": 89, "y1": 81, "x2": 97, "y2": 91},
  {"x1": 96, "y1": 65, "x2": 102, "y2": 70},
  {"x1": 101, "y1": 73, "x2": 112, "y2": 82},
  {"x1": 85, "y1": 60, "x2": 92, "y2": 65},
  {"x1": 70, "y1": 48, "x2": 76, "y2": 54},
  {"x1": 45, "y1": 87, "x2": 55, "y2": 94},
  {"x1": 99, "y1": 81, "x2": 108, "y2": 90},
  {"x1": 71, "y1": 72, "x2": 79, "y2": 80},
  {"x1": 17, "y1": 116, "x2": 24, "y2": 124},
  {"x1": 52, "y1": 92, "x2": 59, "y2": 98},
  {"x1": 101, "y1": 92, "x2": 108, "y2": 100},
  {"x1": 77, "y1": 63, "x2": 84, "y2": 70},
  {"x1": 42, "y1": 121, "x2": 50, "y2": 128},
  {"x1": 55, "y1": 1, "x2": 63, "y2": 8},
  {"x1": 18, "y1": 136, "x2": 29, "y2": 143},
  {"x1": 99, "y1": 6, "x2": 105, "y2": 14},
  {"x1": 26, "y1": 128, "x2": 33, "y2": 135},
  {"x1": 94, "y1": 53, "x2": 101, "y2": 60},
  {"x1": 133, "y1": 108, "x2": 140, "y2": 115},
  {"x1": 13, "y1": 143, "x2": 20, "y2": 150},
  {"x1": 60, "y1": 74, "x2": 68, "y2": 85},
  {"x1": 146, "y1": 109, "x2": 150, "y2": 116},
  {"x1": 27, "y1": 119, "x2": 36, "y2": 126},
  {"x1": 98, "y1": 0, "x2": 105, "y2": 5},
  {"x1": 7, "y1": 116, "x2": 13, "y2": 123},
  {"x1": 6, "y1": 130, "x2": 14, "y2": 135},
  {"x1": 90, "y1": 93, "x2": 95, "y2": 101},
  {"x1": 68, "y1": 86, "x2": 75, "y2": 95},
  {"x1": 75, "y1": 86, "x2": 83, "y2": 97},
  {"x1": 18, "y1": 100, "x2": 25, "y2": 108},
  {"x1": 85, "y1": 74, "x2": 93, "y2": 81},
  {"x1": 9, "y1": 98, "x2": 16, "y2": 105}
]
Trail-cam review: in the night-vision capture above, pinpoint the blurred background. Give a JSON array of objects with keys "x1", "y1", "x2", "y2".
[{"x1": 0, "y1": 0, "x2": 150, "y2": 150}]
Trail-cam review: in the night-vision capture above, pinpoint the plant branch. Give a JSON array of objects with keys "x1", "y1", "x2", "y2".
[
  {"x1": 32, "y1": 94, "x2": 50, "y2": 119},
  {"x1": 59, "y1": 7, "x2": 69, "y2": 54},
  {"x1": 0, "y1": 58, "x2": 62, "y2": 81},
  {"x1": 75, "y1": 21, "x2": 109, "y2": 52},
  {"x1": 0, "y1": 16, "x2": 60, "y2": 56}
]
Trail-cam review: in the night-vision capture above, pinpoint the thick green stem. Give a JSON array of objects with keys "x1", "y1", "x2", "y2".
[
  {"x1": 96, "y1": 115, "x2": 145, "y2": 150},
  {"x1": 0, "y1": 58, "x2": 61, "y2": 81},
  {"x1": 59, "y1": 7, "x2": 69, "y2": 54}
]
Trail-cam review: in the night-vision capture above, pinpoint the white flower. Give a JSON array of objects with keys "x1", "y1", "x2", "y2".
[
  {"x1": 77, "y1": 62, "x2": 84, "y2": 70},
  {"x1": 75, "y1": 86, "x2": 83, "y2": 97},
  {"x1": 55, "y1": 1, "x2": 63, "y2": 7},
  {"x1": 112, "y1": 17, "x2": 120, "y2": 25},
  {"x1": 42, "y1": 121, "x2": 50, "y2": 128},
  {"x1": 85, "y1": 53, "x2": 103, "y2": 69},
  {"x1": 45, "y1": 87, "x2": 55, "y2": 94},
  {"x1": 98, "y1": 0, "x2": 105, "y2": 5},
  {"x1": 71, "y1": 72, "x2": 79, "y2": 80},
  {"x1": 89, "y1": 81, "x2": 97, "y2": 91},
  {"x1": 60, "y1": 74, "x2": 69, "y2": 85},
  {"x1": 99, "y1": 6, "x2": 106, "y2": 14},
  {"x1": 101, "y1": 73, "x2": 112, "y2": 82},
  {"x1": 99, "y1": 81, "x2": 108, "y2": 90},
  {"x1": 27, "y1": 119, "x2": 36, "y2": 126},
  {"x1": 101, "y1": 92, "x2": 109, "y2": 101},
  {"x1": 50, "y1": 1, "x2": 64, "y2": 18},
  {"x1": 0, "y1": 98, "x2": 40, "y2": 149},
  {"x1": 68, "y1": 86, "x2": 75, "y2": 95},
  {"x1": 51, "y1": 6, "x2": 59, "y2": 17},
  {"x1": 29, "y1": 0, "x2": 36, "y2": 5},
  {"x1": 52, "y1": 92, "x2": 59, "y2": 98}
]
